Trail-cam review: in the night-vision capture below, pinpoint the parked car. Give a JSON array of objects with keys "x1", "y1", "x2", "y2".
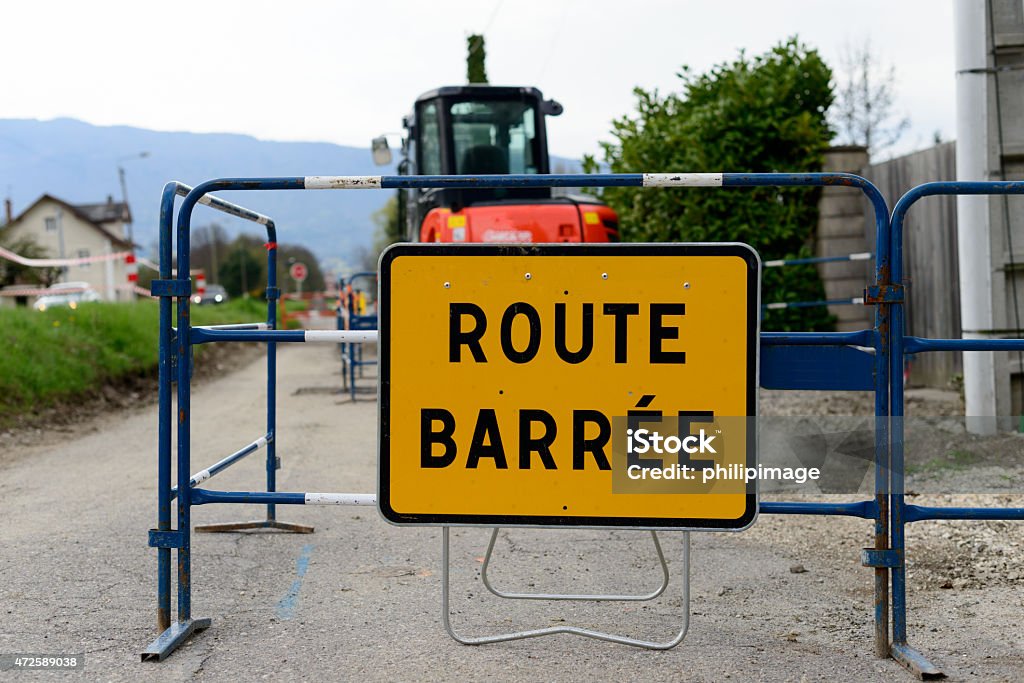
[
  {"x1": 34, "y1": 282, "x2": 101, "y2": 311},
  {"x1": 192, "y1": 284, "x2": 228, "y2": 305}
]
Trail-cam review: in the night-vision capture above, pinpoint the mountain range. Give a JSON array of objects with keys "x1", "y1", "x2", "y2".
[{"x1": 0, "y1": 118, "x2": 583, "y2": 271}]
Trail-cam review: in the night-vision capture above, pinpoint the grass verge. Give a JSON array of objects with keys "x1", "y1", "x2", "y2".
[{"x1": 0, "y1": 298, "x2": 268, "y2": 425}]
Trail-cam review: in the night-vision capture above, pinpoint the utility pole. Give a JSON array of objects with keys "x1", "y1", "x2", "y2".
[
  {"x1": 209, "y1": 226, "x2": 220, "y2": 284},
  {"x1": 239, "y1": 248, "x2": 249, "y2": 298}
]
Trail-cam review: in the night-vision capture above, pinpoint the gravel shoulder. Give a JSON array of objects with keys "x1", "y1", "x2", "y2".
[{"x1": 0, "y1": 346, "x2": 1021, "y2": 681}]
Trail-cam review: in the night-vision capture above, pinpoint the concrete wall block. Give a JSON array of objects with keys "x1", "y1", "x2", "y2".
[
  {"x1": 818, "y1": 260, "x2": 873, "y2": 281},
  {"x1": 817, "y1": 237, "x2": 869, "y2": 258},
  {"x1": 817, "y1": 215, "x2": 871, "y2": 239}
]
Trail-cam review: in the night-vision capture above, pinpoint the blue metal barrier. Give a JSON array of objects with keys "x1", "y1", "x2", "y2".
[
  {"x1": 336, "y1": 271, "x2": 378, "y2": 400},
  {"x1": 143, "y1": 172, "x2": 906, "y2": 667},
  {"x1": 885, "y1": 180, "x2": 1024, "y2": 678}
]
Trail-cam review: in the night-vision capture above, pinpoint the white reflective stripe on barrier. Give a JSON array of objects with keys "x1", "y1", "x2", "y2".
[
  {"x1": 642, "y1": 173, "x2": 723, "y2": 187},
  {"x1": 766, "y1": 297, "x2": 865, "y2": 310},
  {"x1": 304, "y1": 330, "x2": 378, "y2": 343},
  {"x1": 763, "y1": 260, "x2": 786, "y2": 267},
  {"x1": 304, "y1": 176, "x2": 382, "y2": 189},
  {"x1": 304, "y1": 493, "x2": 376, "y2": 505},
  {"x1": 195, "y1": 323, "x2": 272, "y2": 331},
  {"x1": 850, "y1": 252, "x2": 872, "y2": 261},
  {"x1": 192, "y1": 469, "x2": 212, "y2": 485},
  {"x1": 198, "y1": 194, "x2": 272, "y2": 224}
]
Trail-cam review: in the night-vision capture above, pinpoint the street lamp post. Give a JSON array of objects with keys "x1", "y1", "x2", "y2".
[{"x1": 116, "y1": 151, "x2": 150, "y2": 253}]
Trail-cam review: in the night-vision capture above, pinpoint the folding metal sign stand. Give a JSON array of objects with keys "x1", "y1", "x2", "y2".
[
  {"x1": 442, "y1": 528, "x2": 690, "y2": 648},
  {"x1": 480, "y1": 529, "x2": 670, "y2": 601}
]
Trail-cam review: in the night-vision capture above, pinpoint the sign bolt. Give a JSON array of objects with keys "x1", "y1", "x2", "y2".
[
  {"x1": 525, "y1": 273, "x2": 532, "y2": 280},
  {"x1": 601, "y1": 273, "x2": 608, "y2": 280},
  {"x1": 443, "y1": 282, "x2": 451, "y2": 289},
  {"x1": 684, "y1": 282, "x2": 691, "y2": 289}
]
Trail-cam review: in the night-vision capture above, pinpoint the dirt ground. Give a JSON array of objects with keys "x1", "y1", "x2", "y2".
[{"x1": 0, "y1": 343, "x2": 1022, "y2": 681}]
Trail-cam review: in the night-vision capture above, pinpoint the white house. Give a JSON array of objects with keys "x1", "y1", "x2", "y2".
[{"x1": 1, "y1": 194, "x2": 133, "y2": 302}]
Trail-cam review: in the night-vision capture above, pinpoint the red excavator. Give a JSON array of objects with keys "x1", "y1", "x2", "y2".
[{"x1": 372, "y1": 85, "x2": 619, "y2": 244}]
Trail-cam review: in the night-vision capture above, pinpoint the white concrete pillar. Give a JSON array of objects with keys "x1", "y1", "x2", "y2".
[{"x1": 955, "y1": 0, "x2": 998, "y2": 433}]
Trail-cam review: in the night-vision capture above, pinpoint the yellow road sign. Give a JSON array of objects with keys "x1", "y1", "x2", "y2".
[{"x1": 379, "y1": 244, "x2": 760, "y2": 529}]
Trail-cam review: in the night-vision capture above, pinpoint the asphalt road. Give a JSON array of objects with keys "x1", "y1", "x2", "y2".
[{"x1": 1, "y1": 343, "x2": 1021, "y2": 681}]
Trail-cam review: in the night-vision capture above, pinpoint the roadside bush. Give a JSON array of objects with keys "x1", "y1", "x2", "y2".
[{"x1": 584, "y1": 38, "x2": 836, "y2": 331}]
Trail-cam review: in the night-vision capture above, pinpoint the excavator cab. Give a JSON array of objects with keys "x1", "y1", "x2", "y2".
[{"x1": 374, "y1": 85, "x2": 618, "y2": 244}]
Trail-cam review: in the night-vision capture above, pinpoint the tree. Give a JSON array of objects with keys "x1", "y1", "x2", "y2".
[
  {"x1": 190, "y1": 223, "x2": 230, "y2": 284},
  {"x1": 829, "y1": 39, "x2": 910, "y2": 158},
  {"x1": 583, "y1": 38, "x2": 835, "y2": 331},
  {"x1": 219, "y1": 236, "x2": 265, "y2": 298},
  {"x1": 0, "y1": 233, "x2": 61, "y2": 288},
  {"x1": 278, "y1": 243, "x2": 326, "y2": 293},
  {"x1": 216, "y1": 234, "x2": 326, "y2": 297},
  {"x1": 467, "y1": 34, "x2": 488, "y2": 84},
  {"x1": 371, "y1": 194, "x2": 402, "y2": 251}
]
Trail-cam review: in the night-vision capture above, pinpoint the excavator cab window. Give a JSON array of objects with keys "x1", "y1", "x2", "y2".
[
  {"x1": 418, "y1": 102, "x2": 442, "y2": 175},
  {"x1": 449, "y1": 100, "x2": 538, "y2": 175}
]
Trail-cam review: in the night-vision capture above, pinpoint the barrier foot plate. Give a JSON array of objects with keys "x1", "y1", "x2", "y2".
[
  {"x1": 140, "y1": 618, "x2": 211, "y2": 662},
  {"x1": 891, "y1": 642, "x2": 945, "y2": 680},
  {"x1": 195, "y1": 520, "x2": 314, "y2": 534}
]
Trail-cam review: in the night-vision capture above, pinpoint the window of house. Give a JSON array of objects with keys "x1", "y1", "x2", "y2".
[
  {"x1": 45, "y1": 217, "x2": 57, "y2": 232},
  {"x1": 77, "y1": 249, "x2": 90, "y2": 268}
]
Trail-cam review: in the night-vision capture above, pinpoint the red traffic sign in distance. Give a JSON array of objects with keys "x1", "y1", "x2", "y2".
[{"x1": 289, "y1": 262, "x2": 308, "y2": 282}]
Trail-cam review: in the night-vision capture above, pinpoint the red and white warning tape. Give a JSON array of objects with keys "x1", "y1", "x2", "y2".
[
  {"x1": 0, "y1": 284, "x2": 156, "y2": 298},
  {"x1": 0, "y1": 286, "x2": 88, "y2": 297},
  {"x1": 0, "y1": 246, "x2": 161, "y2": 270},
  {"x1": 0, "y1": 245, "x2": 131, "y2": 267}
]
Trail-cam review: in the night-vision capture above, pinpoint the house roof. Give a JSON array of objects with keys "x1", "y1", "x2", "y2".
[
  {"x1": 75, "y1": 197, "x2": 132, "y2": 225},
  {"x1": 1, "y1": 194, "x2": 133, "y2": 248}
]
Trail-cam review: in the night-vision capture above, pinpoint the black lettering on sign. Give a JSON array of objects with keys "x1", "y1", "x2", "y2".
[
  {"x1": 500, "y1": 302, "x2": 541, "y2": 363},
  {"x1": 519, "y1": 409, "x2": 558, "y2": 469},
  {"x1": 467, "y1": 409, "x2": 508, "y2": 469},
  {"x1": 554, "y1": 303, "x2": 594, "y2": 363},
  {"x1": 420, "y1": 408, "x2": 457, "y2": 468},
  {"x1": 449, "y1": 303, "x2": 488, "y2": 363},
  {"x1": 602, "y1": 303, "x2": 639, "y2": 363},
  {"x1": 572, "y1": 410, "x2": 611, "y2": 470},
  {"x1": 650, "y1": 303, "x2": 686, "y2": 364}
]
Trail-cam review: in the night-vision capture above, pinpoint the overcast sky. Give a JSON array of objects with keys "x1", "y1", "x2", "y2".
[{"x1": 2, "y1": 0, "x2": 955, "y2": 161}]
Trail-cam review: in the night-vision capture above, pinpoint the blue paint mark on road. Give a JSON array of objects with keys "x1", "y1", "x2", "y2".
[{"x1": 275, "y1": 544, "x2": 315, "y2": 620}]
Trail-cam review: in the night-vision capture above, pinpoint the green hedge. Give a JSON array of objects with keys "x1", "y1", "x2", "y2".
[{"x1": 583, "y1": 39, "x2": 836, "y2": 331}]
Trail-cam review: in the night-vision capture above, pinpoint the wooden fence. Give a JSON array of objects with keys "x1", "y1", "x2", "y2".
[{"x1": 816, "y1": 142, "x2": 961, "y2": 388}]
